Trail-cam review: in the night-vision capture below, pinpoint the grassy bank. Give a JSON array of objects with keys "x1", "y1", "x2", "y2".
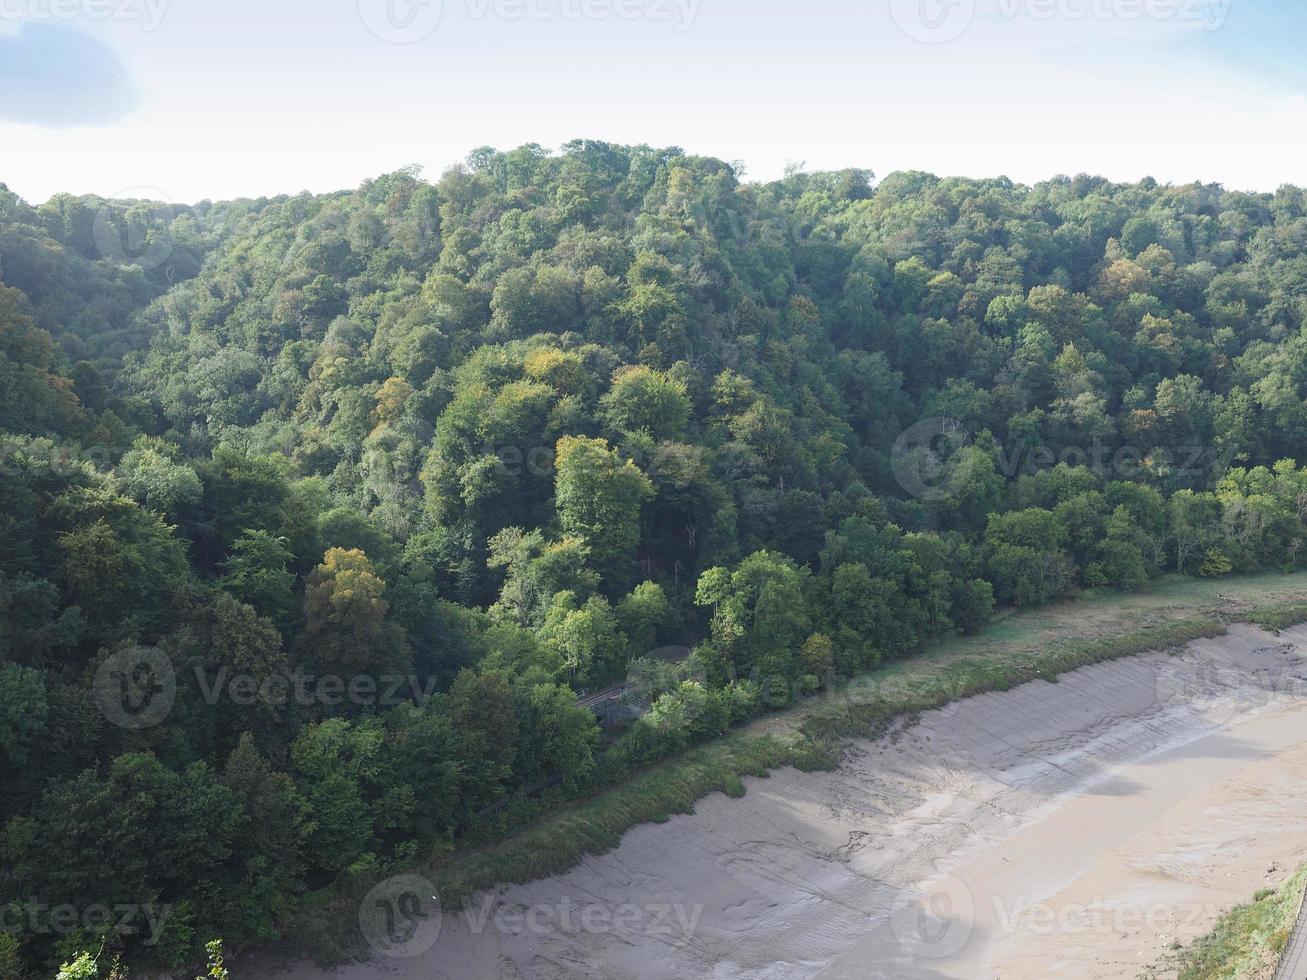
[
  {"x1": 281, "y1": 573, "x2": 1307, "y2": 964},
  {"x1": 800, "y1": 615, "x2": 1226, "y2": 743},
  {"x1": 1158, "y1": 864, "x2": 1307, "y2": 979},
  {"x1": 1237, "y1": 601, "x2": 1307, "y2": 632}
]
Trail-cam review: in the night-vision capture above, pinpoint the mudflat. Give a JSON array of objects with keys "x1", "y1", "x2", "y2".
[{"x1": 277, "y1": 624, "x2": 1307, "y2": 980}]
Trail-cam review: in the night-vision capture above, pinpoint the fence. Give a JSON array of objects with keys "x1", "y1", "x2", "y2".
[{"x1": 1274, "y1": 882, "x2": 1307, "y2": 980}]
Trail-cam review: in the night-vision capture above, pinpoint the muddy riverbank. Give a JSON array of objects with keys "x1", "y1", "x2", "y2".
[{"x1": 271, "y1": 624, "x2": 1307, "y2": 979}]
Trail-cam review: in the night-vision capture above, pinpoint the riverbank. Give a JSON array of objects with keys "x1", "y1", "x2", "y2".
[
  {"x1": 427, "y1": 574, "x2": 1307, "y2": 915},
  {"x1": 271, "y1": 621, "x2": 1307, "y2": 978},
  {"x1": 260, "y1": 580, "x2": 1307, "y2": 977}
]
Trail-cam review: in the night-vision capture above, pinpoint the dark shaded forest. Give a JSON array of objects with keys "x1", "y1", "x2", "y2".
[{"x1": 5, "y1": 142, "x2": 1307, "y2": 976}]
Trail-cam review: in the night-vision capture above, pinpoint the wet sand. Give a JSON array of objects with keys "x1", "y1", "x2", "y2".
[
  {"x1": 820, "y1": 702, "x2": 1307, "y2": 979},
  {"x1": 273, "y1": 624, "x2": 1307, "y2": 980}
]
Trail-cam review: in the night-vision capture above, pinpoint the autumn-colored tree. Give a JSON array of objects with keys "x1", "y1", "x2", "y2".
[{"x1": 301, "y1": 548, "x2": 410, "y2": 675}]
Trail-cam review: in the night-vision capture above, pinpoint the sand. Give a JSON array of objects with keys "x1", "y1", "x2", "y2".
[{"x1": 271, "y1": 624, "x2": 1307, "y2": 980}]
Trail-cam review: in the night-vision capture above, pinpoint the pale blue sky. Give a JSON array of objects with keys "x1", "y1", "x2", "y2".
[{"x1": 1, "y1": 0, "x2": 1304, "y2": 203}]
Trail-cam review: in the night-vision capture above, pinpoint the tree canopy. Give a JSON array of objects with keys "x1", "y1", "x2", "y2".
[{"x1": 6, "y1": 146, "x2": 1307, "y2": 975}]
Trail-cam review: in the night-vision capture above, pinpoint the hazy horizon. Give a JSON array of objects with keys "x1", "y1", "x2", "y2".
[{"x1": 7, "y1": 147, "x2": 1305, "y2": 210}]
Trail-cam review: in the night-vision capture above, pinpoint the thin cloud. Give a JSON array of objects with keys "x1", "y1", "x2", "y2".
[{"x1": 0, "y1": 23, "x2": 137, "y2": 127}]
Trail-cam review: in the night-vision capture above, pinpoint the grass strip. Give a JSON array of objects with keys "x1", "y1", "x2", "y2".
[
  {"x1": 1166, "y1": 864, "x2": 1307, "y2": 980},
  {"x1": 1236, "y1": 600, "x2": 1307, "y2": 632}
]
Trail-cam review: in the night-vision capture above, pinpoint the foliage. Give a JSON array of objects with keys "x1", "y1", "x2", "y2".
[{"x1": 8, "y1": 147, "x2": 1307, "y2": 972}]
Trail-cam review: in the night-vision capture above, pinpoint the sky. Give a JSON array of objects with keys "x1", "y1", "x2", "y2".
[{"x1": 1, "y1": 0, "x2": 1305, "y2": 204}]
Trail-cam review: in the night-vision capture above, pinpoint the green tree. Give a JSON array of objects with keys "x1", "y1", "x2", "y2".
[
  {"x1": 554, "y1": 435, "x2": 653, "y2": 589},
  {"x1": 220, "y1": 734, "x2": 306, "y2": 937},
  {"x1": 443, "y1": 668, "x2": 520, "y2": 813},
  {"x1": 695, "y1": 551, "x2": 811, "y2": 687},
  {"x1": 290, "y1": 718, "x2": 383, "y2": 873},
  {"x1": 540, "y1": 592, "x2": 627, "y2": 686},
  {"x1": 116, "y1": 438, "x2": 202, "y2": 519},
  {"x1": 513, "y1": 682, "x2": 599, "y2": 791},
  {"x1": 7, "y1": 754, "x2": 238, "y2": 962},
  {"x1": 600, "y1": 365, "x2": 691, "y2": 440},
  {"x1": 0, "y1": 662, "x2": 47, "y2": 767},
  {"x1": 984, "y1": 508, "x2": 1075, "y2": 606},
  {"x1": 219, "y1": 529, "x2": 297, "y2": 634},
  {"x1": 616, "y1": 581, "x2": 672, "y2": 656}
]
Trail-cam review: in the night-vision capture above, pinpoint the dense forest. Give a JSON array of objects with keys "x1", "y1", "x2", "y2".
[{"x1": 5, "y1": 142, "x2": 1307, "y2": 977}]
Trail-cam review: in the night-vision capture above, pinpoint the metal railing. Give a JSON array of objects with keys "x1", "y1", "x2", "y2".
[{"x1": 1274, "y1": 883, "x2": 1307, "y2": 980}]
